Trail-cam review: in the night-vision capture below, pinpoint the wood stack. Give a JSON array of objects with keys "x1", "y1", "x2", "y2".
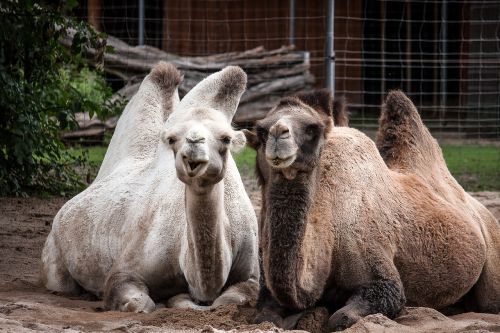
[{"x1": 62, "y1": 31, "x2": 314, "y2": 128}]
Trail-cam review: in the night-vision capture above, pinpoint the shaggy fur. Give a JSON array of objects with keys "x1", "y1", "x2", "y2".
[
  {"x1": 248, "y1": 90, "x2": 500, "y2": 331},
  {"x1": 41, "y1": 63, "x2": 259, "y2": 313},
  {"x1": 332, "y1": 96, "x2": 349, "y2": 127}
]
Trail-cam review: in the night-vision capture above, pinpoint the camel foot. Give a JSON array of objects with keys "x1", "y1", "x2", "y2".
[
  {"x1": 167, "y1": 293, "x2": 210, "y2": 310},
  {"x1": 254, "y1": 309, "x2": 307, "y2": 330},
  {"x1": 119, "y1": 291, "x2": 156, "y2": 313},
  {"x1": 254, "y1": 308, "x2": 284, "y2": 327},
  {"x1": 327, "y1": 306, "x2": 362, "y2": 332}
]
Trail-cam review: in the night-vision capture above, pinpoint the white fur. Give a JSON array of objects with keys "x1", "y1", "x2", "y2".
[{"x1": 41, "y1": 64, "x2": 259, "y2": 311}]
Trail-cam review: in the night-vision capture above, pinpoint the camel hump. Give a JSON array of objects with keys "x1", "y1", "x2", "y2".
[
  {"x1": 332, "y1": 96, "x2": 349, "y2": 127},
  {"x1": 149, "y1": 61, "x2": 182, "y2": 95},
  {"x1": 177, "y1": 66, "x2": 247, "y2": 121},
  {"x1": 383, "y1": 90, "x2": 420, "y2": 122},
  {"x1": 375, "y1": 90, "x2": 442, "y2": 172}
]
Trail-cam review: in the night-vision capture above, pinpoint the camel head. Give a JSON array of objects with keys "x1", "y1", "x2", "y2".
[
  {"x1": 161, "y1": 66, "x2": 247, "y2": 187},
  {"x1": 245, "y1": 90, "x2": 335, "y2": 181}
]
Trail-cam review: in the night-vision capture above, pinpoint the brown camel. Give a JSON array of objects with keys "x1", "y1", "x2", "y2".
[
  {"x1": 244, "y1": 90, "x2": 348, "y2": 241},
  {"x1": 244, "y1": 90, "x2": 500, "y2": 331}
]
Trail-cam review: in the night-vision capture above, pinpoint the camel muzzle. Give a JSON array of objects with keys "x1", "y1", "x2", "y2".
[{"x1": 179, "y1": 143, "x2": 209, "y2": 177}]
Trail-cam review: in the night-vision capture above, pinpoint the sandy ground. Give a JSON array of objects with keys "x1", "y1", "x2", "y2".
[{"x1": 0, "y1": 179, "x2": 499, "y2": 332}]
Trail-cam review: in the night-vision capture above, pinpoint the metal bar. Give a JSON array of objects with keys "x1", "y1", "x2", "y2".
[
  {"x1": 289, "y1": 0, "x2": 296, "y2": 45},
  {"x1": 138, "y1": 0, "x2": 145, "y2": 45},
  {"x1": 380, "y1": 1, "x2": 385, "y2": 99},
  {"x1": 326, "y1": 0, "x2": 335, "y2": 96},
  {"x1": 406, "y1": 1, "x2": 412, "y2": 92},
  {"x1": 440, "y1": 0, "x2": 447, "y2": 117}
]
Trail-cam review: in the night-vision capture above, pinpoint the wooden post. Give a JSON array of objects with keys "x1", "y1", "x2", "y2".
[{"x1": 87, "y1": 0, "x2": 101, "y2": 31}]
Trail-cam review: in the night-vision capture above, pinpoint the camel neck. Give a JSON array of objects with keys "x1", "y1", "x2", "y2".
[
  {"x1": 182, "y1": 182, "x2": 231, "y2": 303},
  {"x1": 264, "y1": 168, "x2": 318, "y2": 309}
]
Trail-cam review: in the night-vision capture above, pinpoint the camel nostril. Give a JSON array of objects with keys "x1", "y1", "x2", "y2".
[{"x1": 270, "y1": 122, "x2": 291, "y2": 139}]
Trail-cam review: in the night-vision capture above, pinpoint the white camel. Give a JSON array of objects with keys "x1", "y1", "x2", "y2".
[{"x1": 41, "y1": 63, "x2": 259, "y2": 313}]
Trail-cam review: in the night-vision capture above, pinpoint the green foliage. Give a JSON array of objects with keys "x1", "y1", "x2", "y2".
[
  {"x1": 0, "y1": 1, "x2": 117, "y2": 196},
  {"x1": 232, "y1": 146, "x2": 256, "y2": 175}
]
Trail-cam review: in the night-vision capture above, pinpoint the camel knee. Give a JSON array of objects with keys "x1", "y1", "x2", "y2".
[
  {"x1": 104, "y1": 271, "x2": 155, "y2": 313},
  {"x1": 40, "y1": 236, "x2": 80, "y2": 294},
  {"x1": 212, "y1": 279, "x2": 259, "y2": 307},
  {"x1": 328, "y1": 279, "x2": 406, "y2": 331}
]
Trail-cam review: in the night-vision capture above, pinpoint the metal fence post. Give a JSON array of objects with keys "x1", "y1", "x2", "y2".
[
  {"x1": 440, "y1": 0, "x2": 447, "y2": 118},
  {"x1": 326, "y1": 0, "x2": 335, "y2": 96},
  {"x1": 289, "y1": 0, "x2": 296, "y2": 45},
  {"x1": 138, "y1": 0, "x2": 145, "y2": 45}
]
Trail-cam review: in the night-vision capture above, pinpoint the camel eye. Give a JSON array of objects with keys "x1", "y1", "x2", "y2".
[
  {"x1": 168, "y1": 137, "x2": 177, "y2": 145},
  {"x1": 221, "y1": 136, "x2": 231, "y2": 144},
  {"x1": 256, "y1": 126, "x2": 268, "y2": 142},
  {"x1": 305, "y1": 124, "x2": 320, "y2": 140}
]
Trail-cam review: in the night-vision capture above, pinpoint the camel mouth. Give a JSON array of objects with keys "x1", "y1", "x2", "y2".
[
  {"x1": 189, "y1": 161, "x2": 202, "y2": 171},
  {"x1": 266, "y1": 154, "x2": 296, "y2": 169},
  {"x1": 185, "y1": 160, "x2": 208, "y2": 177}
]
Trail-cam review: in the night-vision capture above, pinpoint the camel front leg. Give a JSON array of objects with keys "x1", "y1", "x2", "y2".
[
  {"x1": 211, "y1": 277, "x2": 259, "y2": 307},
  {"x1": 104, "y1": 271, "x2": 155, "y2": 313},
  {"x1": 254, "y1": 285, "x2": 286, "y2": 327},
  {"x1": 254, "y1": 285, "x2": 308, "y2": 329},
  {"x1": 327, "y1": 278, "x2": 406, "y2": 331}
]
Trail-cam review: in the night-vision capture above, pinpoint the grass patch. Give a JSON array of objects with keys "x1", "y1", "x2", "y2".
[
  {"x1": 232, "y1": 147, "x2": 256, "y2": 175},
  {"x1": 68, "y1": 146, "x2": 107, "y2": 166},
  {"x1": 71, "y1": 144, "x2": 500, "y2": 191},
  {"x1": 442, "y1": 145, "x2": 500, "y2": 191}
]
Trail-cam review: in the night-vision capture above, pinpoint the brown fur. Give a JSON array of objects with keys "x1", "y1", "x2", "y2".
[
  {"x1": 249, "y1": 90, "x2": 500, "y2": 331},
  {"x1": 332, "y1": 96, "x2": 349, "y2": 127},
  {"x1": 295, "y1": 90, "x2": 333, "y2": 118},
  {"x1": 243, "y1": 91, "x2": 346, "y2": 265}
]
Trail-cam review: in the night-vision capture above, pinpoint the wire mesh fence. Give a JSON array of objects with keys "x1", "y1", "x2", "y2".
[
  {"x1": 337, "y1": 0, "x2": 500, "y2": 141},
  {"x1": 74, "y1": 0, "x2": 500, "y2": 139},
  {"x1": 70, "y1": 0, "x2": 499, "y2": 190}
]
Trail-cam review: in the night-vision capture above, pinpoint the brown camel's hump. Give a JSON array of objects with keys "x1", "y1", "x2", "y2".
[
  {"x1": 332, "y1": 96, "x2": 349, "y2": 127},
  {"x1": 375, "y1": 90, "x2": 443, "y2": 172},
  {"x1": 375, "y1": 90, "x2": 469, "y2": 206}
]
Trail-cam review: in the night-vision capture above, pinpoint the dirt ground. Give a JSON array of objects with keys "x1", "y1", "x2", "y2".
[{"x1": 0, "y1": 183, "x2": 499, "y2": 332}]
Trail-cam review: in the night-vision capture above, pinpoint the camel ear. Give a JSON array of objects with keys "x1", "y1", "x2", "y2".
[
  {"x1": 179, "y1": 66, "x2": 247, "y2": 121},
  {"x1": 230, "y1": 130, "x2": 246, "y2": 152},
  {"x1": 160, "y1": 128, "x2": 175, "y2": 147},
  {"x1": 242, "y1": 129, "x2": 260, "y2": 149},
  {"x1": 295, "y1": 89, "x2": 333, "y2": 117}
]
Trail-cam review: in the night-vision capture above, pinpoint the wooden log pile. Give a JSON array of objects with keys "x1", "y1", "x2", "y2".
[{"x1": 61, "y1": 31, "x2": 314, "y2": 130}]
